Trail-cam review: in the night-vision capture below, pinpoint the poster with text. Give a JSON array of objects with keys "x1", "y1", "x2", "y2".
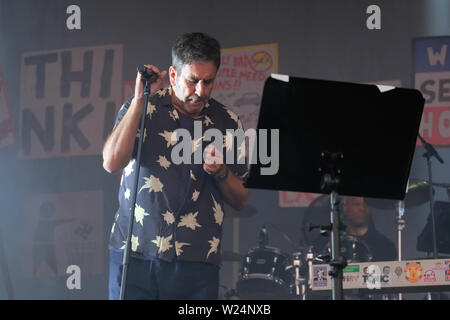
[
  {"x1": 211, "y1": 43, "x2": 278, "y2": 131},
  {"x1": 19, "y1": 44, "x2": 123, "y2": 158},
  {"x1": 414, "y1": 37, "x2": 450, "y2": 146}
]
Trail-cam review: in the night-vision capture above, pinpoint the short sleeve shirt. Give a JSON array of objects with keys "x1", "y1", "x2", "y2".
[{"x1": 109, "y1": 87, "x2": 249, "y2": 267}]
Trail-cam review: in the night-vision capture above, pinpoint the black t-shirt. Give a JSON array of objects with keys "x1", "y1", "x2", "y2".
[
  {"x1": 315, "y1": 224, "x2": 397, "y2": 263},
  {"x1": 358, "y1": 226, "x2": 397, "y2": 262}
]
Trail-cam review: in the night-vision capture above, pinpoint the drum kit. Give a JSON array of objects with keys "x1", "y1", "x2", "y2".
[
  {"x1": 221, "y1": 245, "x2": 310, "y2": 300},
  {"x1": 221, "y1": 179, "x2": 450, "y2": 300}
]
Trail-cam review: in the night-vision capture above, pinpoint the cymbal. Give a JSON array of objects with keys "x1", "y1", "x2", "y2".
[
  {"x1": 224, "y1": 203, "x2": 257, "y2": 218},
  {"x1": 222, "y1": 250, "x2": 243, "y2": 261},
  {"x1": 365, "y1": 179, "x2": 433, "y2": 210}
]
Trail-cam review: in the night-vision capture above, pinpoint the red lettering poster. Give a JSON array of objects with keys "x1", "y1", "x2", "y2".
[
  {"x1": 414, "y1": 37, "x2": 450, "y2": 146},
  {"x1": 212, "y1": 43, "x2": 278, "y2": 130}
]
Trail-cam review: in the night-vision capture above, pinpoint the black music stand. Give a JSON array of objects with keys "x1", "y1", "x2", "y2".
[{"x1": 244, "y1": 75, "x2": 425, "y2": 300}]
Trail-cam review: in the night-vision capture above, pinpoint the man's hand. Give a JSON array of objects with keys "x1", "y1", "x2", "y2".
[
  {"x1": 134, "y1": 64, "x2": 168, "y2": 101},
  {"x1": 203, "y1": 144, "x2": 226, "y2": 177},
  {"x1": 203, "y1": 144, "x2": 249, "y2": 210}
]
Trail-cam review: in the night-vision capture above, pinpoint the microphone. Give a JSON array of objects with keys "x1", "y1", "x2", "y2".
[
  {"x1": 137, "y1": 65, "x2": 159, "y2": 83},
  {"x1": 418, "y1": 134, "x2": 444, "y2": 164},
  {"x1": 258, "y1": 223, "x2": 268, "y2": 247}
]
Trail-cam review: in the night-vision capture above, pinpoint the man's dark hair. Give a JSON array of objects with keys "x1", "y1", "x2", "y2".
[{"x1": 171, "y1": 32, "x2": 221, "y2": 73}]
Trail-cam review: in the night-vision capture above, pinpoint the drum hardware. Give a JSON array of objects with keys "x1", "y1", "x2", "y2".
[
  {"x1": 431, "y1": 182, "x2": 450, "y2": 200},
  {"x1": 220, "y1": 285, "x2": 240, "y2": 300},
  {"x1": 309, "y1": 222, "x2": 347, "y2": 239},
  {"x1": 315, "y1": 253, "x2": 331, "y2": 263},
  {"x1": 308, "y1": 223, "x2": 334, "y2": 264},
  {"x1": 265, "y1": 221, "x2": 303, "y2": 252},
  {"x1": 318, "y1": 150, "x2": 347, "y2": 300},
  {"x1": 236, "y1": 246, "x2": 295, "y2": 300},
  {"x1": 306, "y1": 247, "x2": 314, "y2": 292},
  {"x1": 236, "y1": 221, "x2": 312, "y2": 300},
  {"x1": 322, "y1": 234, "x2": 373, "y2": 264},
  {"x1": 367, "y1": 176, "x2": 438, "y2": 300},
  {"x1": 419, "y1": 133, "x2": 444, "y2": 261},
  {"x1": 309, "y1": 224, "x2": 331, "y2": 237},
  {"x1": 396, "y1": 199, "x2": 405, "y2": 263},
  {"x1": 432, "y1": 182, "x2": 450, "y2": 188},
  {"x1": 258, "y1": 223, "x2": 269, "y2": 248},
  {"x1": 400, "y1": 130, "x2": 446, "y2": 301},
  {"x1": 288, "y1": 251, "x2": 307, "y2": 300},
  {"x1": 224, "y1": 203, "x2": 258, "y2": 218}
]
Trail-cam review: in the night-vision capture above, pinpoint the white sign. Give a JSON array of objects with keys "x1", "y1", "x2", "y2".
[
  {"x1": 211, "y1": 43, "x2": 278, "y2": 131},
  {"x1": 19, "y1": 44, "x2": 123, "y2": 158}
]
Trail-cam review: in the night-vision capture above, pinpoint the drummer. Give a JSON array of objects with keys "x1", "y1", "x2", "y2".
[
  {"x1": 308, "y1": 196, "x2": 398, "y2": 300},
  {"x1": 342, "y1": 196, "x2": 396, "y2": 262}
]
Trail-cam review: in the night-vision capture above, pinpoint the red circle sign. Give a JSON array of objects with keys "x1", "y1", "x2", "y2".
[{"x1": 250, "y1": 51, "x2": 273, "y2": 72}]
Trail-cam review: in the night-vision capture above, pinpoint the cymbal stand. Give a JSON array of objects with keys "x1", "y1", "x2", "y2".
[
  {"x1": 306, "y1": 247, "x2": 314, "y2": 297},
  {"x1": 418, "y1": 133, "x2": 444, "y2": 259},
  {"x1": 291, "y1": 252, "x2": 306, "y2": 300},
  {"x1": 319, "y1": 151, "x2": 346, "y2": 300},
  {"x1": 395, "y1": 199, "x2": 405, "y2": 300},
  {"x1": 418, "y1": 134, "x2": 445, "y2": 300}
]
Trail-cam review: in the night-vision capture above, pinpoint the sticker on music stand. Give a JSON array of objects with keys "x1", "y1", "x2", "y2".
[
  {"x1": 313, "y1": 266, "x2": 328, "y2": 287},
  {"x1": 404, "y1": 262, "x2": 423, "y2": 283}
]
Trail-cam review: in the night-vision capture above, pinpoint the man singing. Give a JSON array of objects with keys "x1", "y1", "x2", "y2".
[{"x1": 103, "y1": 32, "x2": 250, "y2": 300}]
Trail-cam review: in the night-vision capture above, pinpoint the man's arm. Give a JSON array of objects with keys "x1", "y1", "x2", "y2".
[
  {"x1": 102, "y1": 65, "x2": 167, "y2": 173},
  {"x1": 215, "y1": 166, "x2": 250, "y2": 211},
  {"x1": 103, "y1": 96, "x2": 143, "y2": 173}
]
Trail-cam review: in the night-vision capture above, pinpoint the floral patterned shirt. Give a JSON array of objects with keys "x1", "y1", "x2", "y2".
[{"x1": 109, "y1": 87, "x2": 248, "y2": 267}]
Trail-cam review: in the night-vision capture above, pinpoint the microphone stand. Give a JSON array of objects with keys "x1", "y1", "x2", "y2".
[
  {"x1": 395, "y1": 199, "x2": 405, "y2": 300},
  {"x1": 319, "y1": 151, "x2": 346, "y2": 300},
  {"x1": 418, "y1": 134, "x2": 443, "y2": 260},
  {"x1": 119, "y1": 67, "x2": 157, "y2": 300},
  {"x1": 258, "y1": 223, "x2": 268, "y2": 248}
]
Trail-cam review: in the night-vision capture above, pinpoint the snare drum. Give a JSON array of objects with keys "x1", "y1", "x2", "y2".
[{"x1": 237, "y1": 246, "x2": 294, "y2": 299}]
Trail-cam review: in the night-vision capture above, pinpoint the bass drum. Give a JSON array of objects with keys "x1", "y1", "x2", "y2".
[{"x1": 237, "y1": 246, "x2": 294, "y2": 300}]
